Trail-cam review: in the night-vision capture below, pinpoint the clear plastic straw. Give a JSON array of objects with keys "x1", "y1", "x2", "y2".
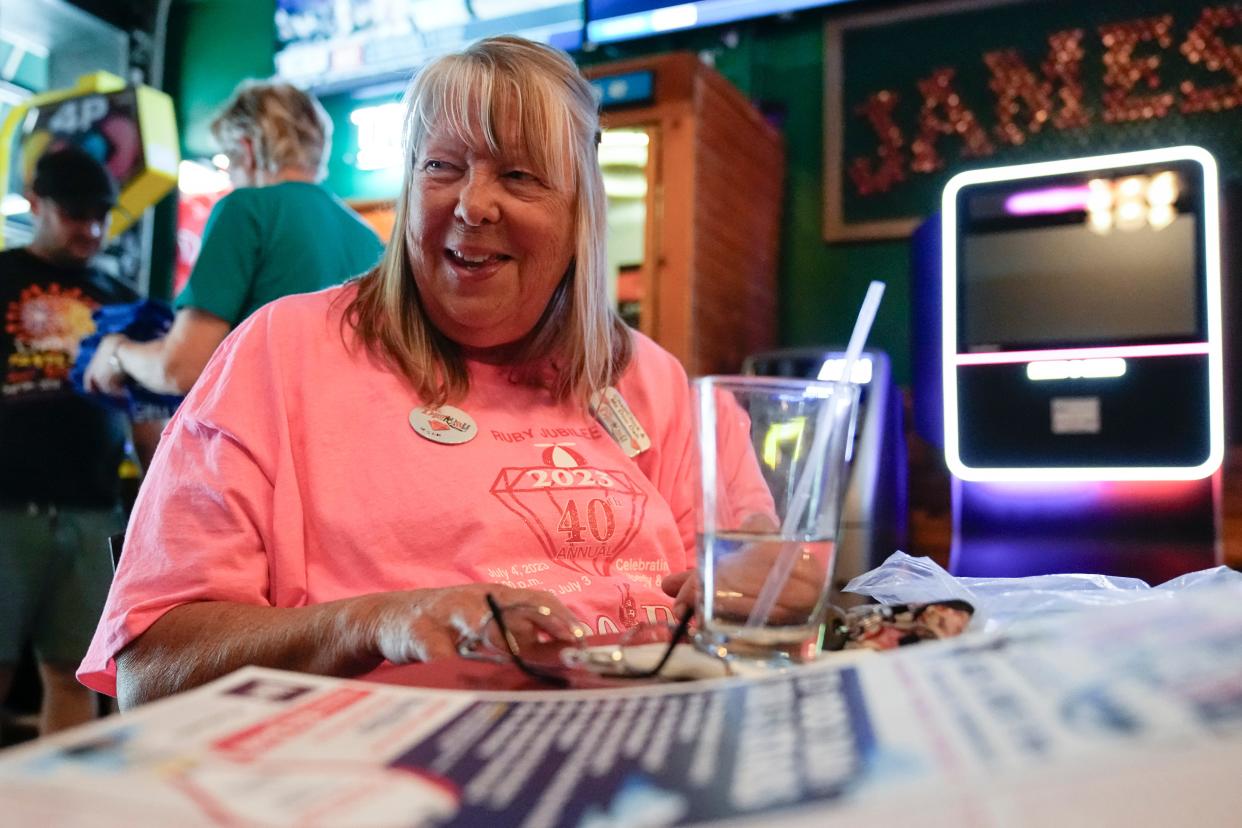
[{"x1": 744, "y1": 281, "x2": 886, "y2": 629}]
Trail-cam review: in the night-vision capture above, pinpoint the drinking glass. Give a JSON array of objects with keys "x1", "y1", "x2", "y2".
[{"x1": 694, "y1": 375, "x2": 859, "y2": 663}]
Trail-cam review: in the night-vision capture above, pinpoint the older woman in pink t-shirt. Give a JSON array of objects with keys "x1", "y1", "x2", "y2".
[{"x1": 80, "y1": 36, "x2": 785, "y2": 706}]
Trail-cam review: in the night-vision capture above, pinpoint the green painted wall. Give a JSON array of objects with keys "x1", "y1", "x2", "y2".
[
  {"x1": 172, "y1": 0, "x2": 276, "y2": 159},
  {"x1": 151, "y1": 0, "x2": 274, "y2": 300}
]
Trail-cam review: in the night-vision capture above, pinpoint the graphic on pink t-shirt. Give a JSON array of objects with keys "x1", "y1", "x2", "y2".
[{"x1": 490, "y1": 442, "x2": 648, "y2": 577}]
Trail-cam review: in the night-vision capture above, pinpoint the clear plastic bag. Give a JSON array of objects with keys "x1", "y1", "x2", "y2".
[{"x1": 843, "y1": 551, "x2": 1242, "y2": 633}]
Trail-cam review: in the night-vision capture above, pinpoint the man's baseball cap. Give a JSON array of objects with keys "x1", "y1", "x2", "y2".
[{"x1": 31, "y1": 145, "x2": 118, "y2": 219}]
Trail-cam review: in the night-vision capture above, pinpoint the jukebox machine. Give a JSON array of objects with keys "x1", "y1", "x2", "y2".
[{"x1": 937, "y1": 146, "x2": 1224, "y2": 583}]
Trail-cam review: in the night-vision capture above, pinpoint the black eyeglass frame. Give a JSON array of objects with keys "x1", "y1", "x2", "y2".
[{"x1": 484, "y1": 593, "x2": 695, "y2": 688}]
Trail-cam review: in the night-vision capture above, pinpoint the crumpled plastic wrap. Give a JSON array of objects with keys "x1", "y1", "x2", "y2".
[{"x1": 844, "y1": 550, "x2": 1242, "y2": 633}]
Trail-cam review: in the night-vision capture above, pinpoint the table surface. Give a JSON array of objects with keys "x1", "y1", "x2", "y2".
[{"x1": 363, "y1": 658, "x2": 547, "y2": 691}]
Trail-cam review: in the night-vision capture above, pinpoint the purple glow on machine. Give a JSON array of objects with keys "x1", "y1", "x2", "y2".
[
  {"x1": 949, "y1": 476, "x2": 1217, "y2": 583},
  {"x1": 1003, "y1": 184, "x2": 1091, "y2": 216}
]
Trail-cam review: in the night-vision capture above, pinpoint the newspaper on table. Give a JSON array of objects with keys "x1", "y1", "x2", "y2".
[{"x1": 3, "y1": 582, "x2": 1241, "y2": 827}]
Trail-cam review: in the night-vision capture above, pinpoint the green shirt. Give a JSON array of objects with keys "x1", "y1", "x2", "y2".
[{"x1": 175, "y1": 181, "x2": 384, "y2": 324}]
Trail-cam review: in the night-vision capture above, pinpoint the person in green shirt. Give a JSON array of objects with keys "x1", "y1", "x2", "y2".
[{"x1": 85, "y1": 80, "x2": 384, "y2": 397}]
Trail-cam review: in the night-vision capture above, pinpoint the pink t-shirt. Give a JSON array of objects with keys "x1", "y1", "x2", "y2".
[{"x1": 79, "y1": 285, "x2": 770, "y2": 696}]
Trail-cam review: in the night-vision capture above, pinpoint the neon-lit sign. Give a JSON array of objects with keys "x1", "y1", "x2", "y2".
[
  {"x1": 276, "y1": 1, "x2": 583, "y2": 90},
  {"x1": 586, "y1": 0, "x2": 858, "y2": 44},
  {"x1": 816, "y1": 355, "x2": 873, "y2": 385},
  {"x1": 350, "y1": 102, "x2": 404, "y2": 171},
  {"x1": 1004, "y1": 185, "x2": 1090, "y2": 216},
  {"x1": 762, "y1": 419, "x2": 807, "y2": 468},
  {"x1": 956, "y1": 342, "x2": 1209, "y2": 367}
]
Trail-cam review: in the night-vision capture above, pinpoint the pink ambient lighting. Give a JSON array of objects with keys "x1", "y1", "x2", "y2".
[
  {"x1": 1003, "y1": 185, "x2": 1092, "y2": 216},
  {"x1": 956, "y1": 342, "x2": 1210, "y2": 366}
]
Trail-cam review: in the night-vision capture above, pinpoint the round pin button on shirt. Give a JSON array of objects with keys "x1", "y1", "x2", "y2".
[{"x1": 408, "y1": 405, "x2": 477, "y2": 445}]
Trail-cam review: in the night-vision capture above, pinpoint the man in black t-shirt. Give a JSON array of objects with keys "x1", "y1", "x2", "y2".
[{"x1": 0, "y1": 146, "x2": 134, "y2": 734}]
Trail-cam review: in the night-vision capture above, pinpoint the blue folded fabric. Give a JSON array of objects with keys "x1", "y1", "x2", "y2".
[{"x1": 73, "y1": 299, "x2": 184, "y2": 420}]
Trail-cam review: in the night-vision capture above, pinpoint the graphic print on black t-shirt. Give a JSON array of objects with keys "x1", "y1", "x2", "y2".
[
  {"x1": 0, "y1": 248, "x2": 134, "y2": 505},
  {"x1": 3, "y1": 282, "x2": 99, "y2": 399},
  {"x1": 490, "y1": 443, "x2": 649, "y2": 577}
]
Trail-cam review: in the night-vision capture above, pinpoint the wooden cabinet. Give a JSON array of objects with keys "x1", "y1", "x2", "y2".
[
  {"x1": 351, "y1": 198, "x2": 397, "y2": 242},
  {"x1": 586, "y1": 52, "x2": 785, "y2": 377}
]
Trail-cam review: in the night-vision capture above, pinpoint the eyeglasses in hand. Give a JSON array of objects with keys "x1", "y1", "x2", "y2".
[{"x1": 456, "y1": 594, "x2": 695, "y2": 688}]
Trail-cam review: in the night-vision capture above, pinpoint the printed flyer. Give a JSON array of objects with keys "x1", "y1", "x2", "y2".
[{"x1": 2, "y1": 582, "x2": 1240, "y2": 826}]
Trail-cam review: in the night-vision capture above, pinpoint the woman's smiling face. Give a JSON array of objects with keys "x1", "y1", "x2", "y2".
[{"x1": 407, "y1": 125, "x2": 576, "y2": 350}]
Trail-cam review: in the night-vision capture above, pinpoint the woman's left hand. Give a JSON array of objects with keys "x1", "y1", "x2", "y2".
[{"x1": 662, "y1": 541, "x2": 827, "y2": 626}]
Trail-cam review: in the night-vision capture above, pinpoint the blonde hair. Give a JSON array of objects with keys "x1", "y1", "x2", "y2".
[
  {"x1": 344, "y1": 36, "x2": 631, "y2": 407},
  {"x1": 211, "y1": 80, "x2": 331, "y2": 179}
]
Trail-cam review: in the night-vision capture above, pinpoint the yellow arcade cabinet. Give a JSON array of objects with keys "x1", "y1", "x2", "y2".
[{"x1": 0, "y1": 71, "x2": 179, "y2": 289}]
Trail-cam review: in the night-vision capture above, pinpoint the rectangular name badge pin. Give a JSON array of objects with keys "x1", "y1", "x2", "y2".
[{"x1": 590, "y1": 387, "x2": 652, "y2": 458}]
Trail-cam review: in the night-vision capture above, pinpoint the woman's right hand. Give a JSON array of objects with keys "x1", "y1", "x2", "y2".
[
  {"x1": 117, "y1": 584, "x2": 584, "y2": 708},
  {"x1": 358, "y1": 583, "x2": 585, "y2": 664}
]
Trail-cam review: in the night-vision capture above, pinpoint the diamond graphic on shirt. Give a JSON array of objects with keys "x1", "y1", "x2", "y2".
[{"x1": 490, "y1": 443, "x2": 648, "y2": 577}]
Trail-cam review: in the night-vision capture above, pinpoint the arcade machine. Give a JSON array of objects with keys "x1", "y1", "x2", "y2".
[
  {"x1": 0, "y1": 72, "x2": 179, "y2": 290},
  {"x1": 923, "y1": 146, "x2": 1223, "y2": 583},
  {"x1": 744, "y1": 348, "x2": 908, "y2": 604}
]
